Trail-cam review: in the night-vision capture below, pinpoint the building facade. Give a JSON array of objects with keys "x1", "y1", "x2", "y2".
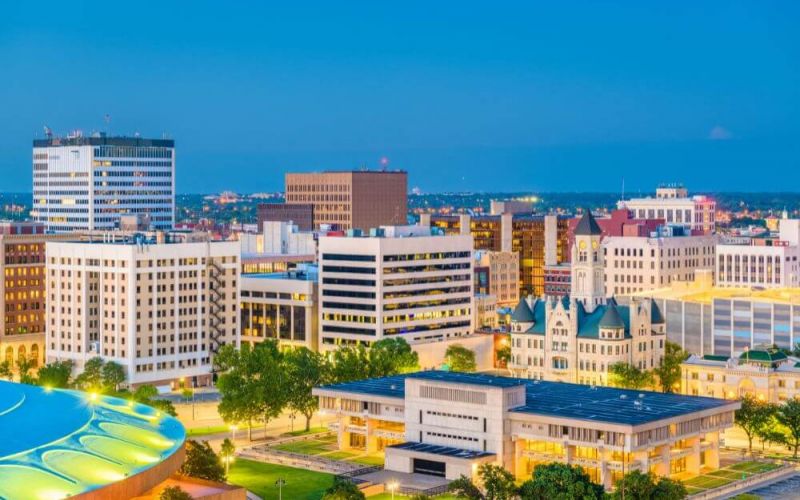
[
  {"x1": 45, "y1": 233, "x2": 239, "y2": 388},
  {"x1": 32, "y1": 135, "x2": 175, "y2": 232},
  {"x1": 257, "y1": 202, "x2": 314, "y2": 231},
  {"x1": 474, "y1": 250, "x2": 520, "y2": 307},
  {"x1": 716, "y1": 218, "x2": 800, "y2": 289},
  {"x1": 285, "y1": 170, "x2": 407, "y2": 231},
  {"x1": 603, "y1": 226, "x2": 716, "y2": 296},
  {"x1": 240, "y1": 265, "x2": 318, "y2": 350},
  {"x1": 422, "y1": 213, "x2": 568, "y2": 297},
  {"x1": 315, "y1": 371, "x2": 738, "y2": 489},
  {"x1": 317, "y1": 226, "x2": 473, "y2": 350},
  {"x1": 620, "y1": 185, "x2": 716, "y2": 234}
]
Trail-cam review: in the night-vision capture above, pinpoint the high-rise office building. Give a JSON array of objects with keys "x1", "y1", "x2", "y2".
[
  {"x1": 32, "y1": 134, "x2": 175, "y2": 232},
  {"x1": 285, "y1": 170, "x2": 407, "y2": 231},
  {"x1": 45, "y1": 232, "x2": 239, "y2": 389},
  {"x1": 317, "y1": 226, "x2": 473, "y2": 350}
]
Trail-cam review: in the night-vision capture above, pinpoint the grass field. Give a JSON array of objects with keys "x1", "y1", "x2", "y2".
[
  {"x1": 366, "y1": 494, "x2": 459, "y2": 499},
  {"x1": 186, "y1": 424, "x2": 233, "y2": 437},
  {"x1": 272, "y1": 434, "x2": 385, "y2": 466},
  {"x1": 228, "y1": 458, "x2": 335, "y2": 500},
  {"x1": 682, "y1": 461, "x2": 781, "y2": 494}
]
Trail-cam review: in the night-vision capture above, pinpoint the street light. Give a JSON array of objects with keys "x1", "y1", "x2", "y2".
[
  {"x1": 387, "y1": 480, "x2": 399, "y2": 500},
  {"x1": 230, "y1": 424, "x2": 238, "y2": 441},
  {"x1": 275, "y1": 478, "x2": 286, "y2": 500}
]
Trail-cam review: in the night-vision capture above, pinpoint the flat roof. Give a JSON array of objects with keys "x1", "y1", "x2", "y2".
[
  {"x1": 33, "y1": 136, "x2": 174, "y2": 148},
  {"x1": 388, "y1": 442, "x2": 495, "y2": 459},
  {"x1": 243, "y1": 269, "x2": 318, "y2": 281},
  {"x1": 317, "y1": 371, "x2": 736, "y2": 426},
  {"x1": 631, "y1": 284, "x2": 800, "y2": 305}
]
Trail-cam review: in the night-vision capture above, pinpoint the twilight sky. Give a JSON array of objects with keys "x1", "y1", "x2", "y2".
[{"x1": 1, "y1": 1, "x2": 798, "y2": 193}]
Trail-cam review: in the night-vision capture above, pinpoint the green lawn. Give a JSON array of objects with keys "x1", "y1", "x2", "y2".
[
  {"x1": 682, "y1": 461, "x2": 781, "y2": 493},
  {"x1": 367, "y1": 494, "x2": 459, "y2": 500},
  {"x1": 282, "y1": 427, "x2": 330, "y2": 437},
  {"x1": 273, "y1": 436, "x2": 338, "y2": 455},
  {"x1": 228, "y1": 458, "x2": 335, "y2": 500},
  {"x1": 348, "y1": 455, "x2": 386, "y2": 466},
  {"x1": 186, "y1": 424, "x2": 232, "y2": 437}
]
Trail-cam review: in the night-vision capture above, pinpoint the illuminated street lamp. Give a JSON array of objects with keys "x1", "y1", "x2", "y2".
[
  {"x1": 230, "y1": 424, "x2": 238, "y2": 441},
  {"x1": 387, "y1": 480, "x2": 399, "y2": 500}
]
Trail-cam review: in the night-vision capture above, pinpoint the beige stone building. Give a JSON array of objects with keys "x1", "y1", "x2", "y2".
[
  {"x1": 285, "y1": 170, "x2": 407, "y2": 231},
  {"x1": 603, "y1": 227, "x2": 716, "y2": 296},
  {"x1": 45, "y1": 232, "x2": 239, "y2": 389},
  {"x1": 474, "y1": 250, "x2": 519, "y2": 307},
  {"x1": 509, "y1": 212, "x2": 666, "y2": 385},
  {"x1": 315, "y1": 371, "x2": 738, "y2": 490}
]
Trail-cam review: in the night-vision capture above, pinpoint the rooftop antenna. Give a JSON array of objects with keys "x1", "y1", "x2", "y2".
[
  {"x1": 104, "y1": 114, "x2": 111, "y2": 135},
  {"x1": 380, "y1": 156, "x2": 389, "y2": 172},
  {"x1": 43, "y1": 125, "x2": 53, "y2": 138}
]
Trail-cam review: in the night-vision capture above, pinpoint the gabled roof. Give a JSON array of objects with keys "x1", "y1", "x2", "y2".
[
  {"x1": 577, "y1": 303, "x2": 632, "y2": 339},
  {"x1": 574, "y1": 210, "x2": 602, "y2": 236},
  {"x1": 525, "y1": 300, "x2": 547, "y2": 335},
  {"x1": 511, "y1": 299, "x2": 535, "y2": 323},
  {"x1": 599, "y1": 304, "x2": 625, "y2": 329}
]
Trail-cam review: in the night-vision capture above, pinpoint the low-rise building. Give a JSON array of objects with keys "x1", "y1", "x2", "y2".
[
  {"x1": 619, "y1": 184, "x2": 716, "y2": 234},
  {"x1": 473, "y1": 294, "x2": 498, "y2": 330},
  {"x1": 474, "y1": 250, "x2": 519, "y2": 307},
  {"x1": 314, "y1": 371, "x2": 738, "y2": 489},
  {"x1": 240, "y1": 264, "x2": 318, "y2": 350},
  {"x1": 716, "y1": 218, "x2": 800, "y2": 288},
  {"x1": 682, "y1": 349, "x2": 800, "y2": 403}
]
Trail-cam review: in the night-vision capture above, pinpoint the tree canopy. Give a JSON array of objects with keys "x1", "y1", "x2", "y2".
[
  {"x1": 518, "y1": 463, "x2": 604, "y2": 500},
  {"x1": 179, "y1": 440, "x2": 226, "y2": 482},
  {"x1": 445, "y1": 344, "x2": 477, "y2": 372},
  {"x1": 653, "y1": 341, "x2": 687, "y2": 393},
  {"x1": 609, "y1": 470, "x2": 687, "y2": 500},
  {"x1": 609, "y1": 362, "x2": 653, "y2": 390}
]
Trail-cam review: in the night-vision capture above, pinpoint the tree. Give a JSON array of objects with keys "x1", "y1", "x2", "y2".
[
  {"x1": 329, "y1": 345, "x2": 370, "y2": 383},
  {"x1": 445, "y1": 344, "x2": 477, "y2": 373},
  {"x1": 321, "y1": 477, "x2": 366, "y2": 500},
  {"x1": 610, "y1": 470, "x2": 687, "y2": 500},
  {"x1": 36, "y1": 360, "x2": 74, "y2": 388},
  {"x1": 179, "y1": 440, "x2": 226, "y2": 482},
  {"x1": 284, "y1": 347, "x2": 328, "y2": 431},
  {"x1": 653, "y1": 341, "x2": 687, "y2": 393},
  {"x1": 478, "y1": 463, "x2": 516, "y2": 500},
  {"x1": 0, "y1": 361, "x2": 12, "y2": 381},
  {"x1": 518, "y1": 463, "x2": 604, "y2": 500},
  {"x1": 220, "y1": 438, "x2": 235, "y2": 476},
  {"x1": 496, "y1": 342, "x2": 512, "y2": 373},
  {"x1": 447, "y1": 475, "x2": 485, "y2": 500},
  {"x1": 160, "y1": 486, "x2": 192, "y2": 500},
  {"x1": 735, "y1": 394, "x2": 775, "y2": 454},
  {"x1": 132, "y1": 384, "x2": 177, "y2": 417},
  {"x1": 775, "y1": 397, "x2": 800, "y2": 458},
  {"x1": 182, "y1": 387, "x2": 194, "y2": 402},
  {"x1": 101, "y1": 361, "x2": 126, "y2": 392},
  {"x1": 368, "y1": 337, "x2": 419, "y2": 377},
  {"x1": 16, "y1": 357, "x2": 36, "y2": 384},
  {"x1": 609, "y1": 362, "x2": 653, "y2": 390},
  {"x1": 215, "y1": 341, "x2": 287, "y2": 440},
  {"x1": 75, "y1": 357, "x2": 105, "y2": 392}
]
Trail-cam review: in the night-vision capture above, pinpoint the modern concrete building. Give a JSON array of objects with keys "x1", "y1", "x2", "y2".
[
  {"x1": 422, "y1": 213, "x2": 568, "y2": 297},
  {"x1": 32, "y1": 134, "x2": 175, "y2": 232},
  {"x1": 240, "y1": 264, "x2": 318, "y2": 350},
  {"x1": 314, "y1": 371, "x2": 738, "y2": 489},
  {"x1": 45, "y1": 232, "x2": 239, "y2": 389},
  {"x1": 474, "y1": 250, "x2": 519, "y2": 307},
  {"x1": 603, "y1": 225, "x2": 716, "y2": 296},
  {"x1": 257, "y1": 202, "x2": 314, "y2": 231},
  {"x1": 716, "y1": 218, "x2": 800, "y2": 288},
  {"x1": 285, "y1": 170, "x2": 407, "y2": 231},
  {"x1": 682, "y1": 349, "x2": 800, "y2": 403},
  {"x1": 317, "y1": 225, "x2": 473, "y2": 351},
  {"x1": 627, "y1": 272, "x2": 800, "y2": 357},
  {"x1": 619, "y1": 185, "x2": 716, "y2": 234}
]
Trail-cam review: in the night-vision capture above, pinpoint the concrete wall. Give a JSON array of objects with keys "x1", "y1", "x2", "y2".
[{"x1": 412, "y1": 334, "x2": 494, "y2": 371}]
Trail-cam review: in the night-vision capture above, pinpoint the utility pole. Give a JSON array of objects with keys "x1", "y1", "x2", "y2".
[{"x1": 275, "y1": 478, "x2": 286, "y2": 500}]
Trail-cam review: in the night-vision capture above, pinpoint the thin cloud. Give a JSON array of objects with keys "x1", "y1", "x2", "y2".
[{"x1": 709, "y1": 125, "x2": 732, "y2": 140}]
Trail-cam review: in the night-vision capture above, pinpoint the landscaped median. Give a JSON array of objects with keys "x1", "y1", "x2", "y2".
[{"x1": 683, "y1": 460, "x2": 789, "y2": 497}]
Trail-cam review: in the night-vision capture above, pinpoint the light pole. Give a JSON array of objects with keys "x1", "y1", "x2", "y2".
[
  {"x1": 230, "y1": 424, "x2": 238, "y2": 441},
  {"x1": 387, "y1": 480, "x2": 399, "y2": 500},
  {"x1": 275, "y1": 478, "x2": 286, "y2": 500}
]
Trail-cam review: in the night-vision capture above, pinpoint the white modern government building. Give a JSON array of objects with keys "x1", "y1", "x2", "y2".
[
  {"x1": 619, "y1": 185, "x2": 716, "y2": 234},
  {"x1": 32, "y1": 134, "x2": 175, "y2": 232}
]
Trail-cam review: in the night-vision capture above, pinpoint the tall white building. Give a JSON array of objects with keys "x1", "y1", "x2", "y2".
[
  {"x1": 45, "y1": 232, "x2": 239, "y2": 389},
  {"x1": 619, "y1": 185, "x2": 716, "y2": 234},
  {"x1": 32, "y1": 134, "x2": 175, "y2": 232},
  {"x1": 716, "y1": 218, "x2": 800, "y2": 288},
  {"x1": 318, "y1": 226, "x2": 473, "y2": 350}
]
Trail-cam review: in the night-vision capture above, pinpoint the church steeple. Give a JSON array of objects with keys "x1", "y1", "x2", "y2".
[{"x1": 571, "y1": 210, "x2": 605, "y2": 313}]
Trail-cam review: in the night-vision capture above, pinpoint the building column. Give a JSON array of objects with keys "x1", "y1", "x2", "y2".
[
  {"x1": 337, "y1": 416, "x2": 351, "y2": 451},
  {"x1": 366, "y1": 418, "x2": 379, "y2": 453},
  {"x1": 705, "y1": 432, "x2": 721, "y2": 470},
  {"x1": 513, "y1": 439, "x2": 527, "y2": 479},
  {"x1": 685, "y1": 437, "x2": 702, "y2": 476}
]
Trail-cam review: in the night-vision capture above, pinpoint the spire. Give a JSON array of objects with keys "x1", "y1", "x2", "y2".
[
  {"x1": 599, "y1": 303, "x2": 625, "y2": 329},
  {"x1": 574, "y1": 209, "x2": 602, "y2": 236},
  {"x1": 511, "y1": 298, "x2": 535, "y2": 323}
]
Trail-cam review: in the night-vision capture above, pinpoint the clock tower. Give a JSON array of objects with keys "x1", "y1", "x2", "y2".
[{"x1": 571, "y1": 210, "x2": 605, "y2": 313}]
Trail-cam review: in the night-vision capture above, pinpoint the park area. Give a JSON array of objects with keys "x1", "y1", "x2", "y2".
[
  {"x1": 272, "y1": 433, "x2": 385, "y2": 466},
  {"x1": 682, "y1": 461, "x2": 782, "y2": 495}
]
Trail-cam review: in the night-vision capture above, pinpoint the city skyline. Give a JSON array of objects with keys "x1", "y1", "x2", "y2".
[{"x1": 2, "y1": 1, "x2": 798, "y2": 193}]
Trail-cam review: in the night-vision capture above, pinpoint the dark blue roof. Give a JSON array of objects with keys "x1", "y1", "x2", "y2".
[
  {"x1": 316, "y1": 371, "x2": 736, "y2": 427},
  {"x1": 651, "y1": 301, "x2": 665, "y2": 324},
  {"x1": 598, "y1": 304, "x2": 625, "y2": 329},
  {"x1": 576, "y1": 303, "x2": 631, "y2": 339},
  {"x1": 511, "y1": 299, "x2": 535, "y2": 322},
  {"x1": 574, "y1": 210, "x2": 603, "y2": 236},
  {"x1": 389, "y1": 442, "x2": 495, "y2": 459}
]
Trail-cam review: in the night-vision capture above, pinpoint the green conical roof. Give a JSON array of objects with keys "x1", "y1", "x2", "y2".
[
  {"x1": 650, "y1": 301, "x2": 665, "y2": 324},
  {"x1": 599, "y1": 304, "x2": 625, "y2": 329},
  {"x1": 511, "y1": 299, "x2": 535, "y2": 322}
]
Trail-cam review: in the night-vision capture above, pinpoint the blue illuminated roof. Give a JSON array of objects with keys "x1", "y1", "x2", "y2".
[
  {"x1": 317, "y1": 371, "x2": 736, "y2": 427},
  {"x1": 0, "y1": 381, "x2": 185, "y2": 499}
]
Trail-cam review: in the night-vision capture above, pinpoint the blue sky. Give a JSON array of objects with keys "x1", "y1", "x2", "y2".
[{"x1": 1, "y1": 1, "x2": 797, "y2": 193}]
